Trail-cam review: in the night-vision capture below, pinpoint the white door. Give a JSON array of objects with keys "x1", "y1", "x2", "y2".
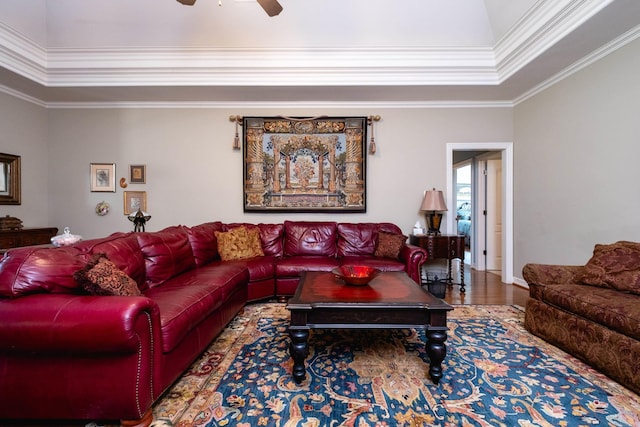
[{"x1": 486, "y1": 159, "x2": 502, "y2": 271}]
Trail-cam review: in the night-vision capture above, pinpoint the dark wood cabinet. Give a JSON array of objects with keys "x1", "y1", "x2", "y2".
[
  {"x1": 410, "y1": 234, "x2": 466, "y2": 292},
  {"x1": 0, "y1": 227, "x2": 58, "y2": 254}
]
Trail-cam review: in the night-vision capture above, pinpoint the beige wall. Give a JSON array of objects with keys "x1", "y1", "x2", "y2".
[
  {"x1": 5, "y1": 34, "x2": 638, "y2": 283},
  {"x1": 513, "y1": 37, "x2": 640, "y2": 276},
  {"x1": 0, "y1": 92, "x2": 50, "y2": 227},
  {"x1": 44, "y1": 107, "x2": 512, "y2": 239}
]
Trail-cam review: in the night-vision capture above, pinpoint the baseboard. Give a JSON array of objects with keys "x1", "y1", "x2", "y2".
[{"x1": 512, "y1": 277, "x2": 529, "y2": 289}]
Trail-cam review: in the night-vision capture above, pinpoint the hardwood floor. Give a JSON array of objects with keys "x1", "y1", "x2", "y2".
[{"x1": 438, "y1": 266, "x2": 529, "y2": 307}]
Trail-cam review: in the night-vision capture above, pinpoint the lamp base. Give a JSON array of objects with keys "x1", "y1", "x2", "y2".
[{"x1": 425, "y1": 212, "x2": 443, "y2": 235}]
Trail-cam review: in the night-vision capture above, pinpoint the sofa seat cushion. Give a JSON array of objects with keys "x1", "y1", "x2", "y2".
[
  {"x1": 339, "y1": 256, "x2": 405, "y2": 272},
  {"x1": 283, "y1": 221, "x2": 337, "y2": 257},
  {"x1": 214, "y1": 255, "x2": 276, "y2": 282},
  {"x1": 536, "y1": 282, "x2": 640, "y2": 341},
  {"x1": 137, "y1": 226, "x2": 196, "y2": 289},
  {"x1": 144, "y1": 264, "x2": 248, "y2": 353},
  {"x1": 276, "y1": 256, "x2": 340, "y2": 277}
]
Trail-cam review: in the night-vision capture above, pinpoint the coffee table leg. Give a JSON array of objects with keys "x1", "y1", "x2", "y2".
[
  {"x1": 289, "y1": 328, "x2": 309, "y2": 384},
  {"x1": 425, "y1": 329, "x2": 447, "y2": 385}
]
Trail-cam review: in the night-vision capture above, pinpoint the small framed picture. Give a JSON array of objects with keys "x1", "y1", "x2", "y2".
[
  {"x1": 90, "y1": 163, "x2": 116, "y2": 192},
  {"x1": 129, "y1": 164, "x2": 146, "y2": 184},
  {"x1": 123, "y1": 191, "x2": 147, "y2": 215}
]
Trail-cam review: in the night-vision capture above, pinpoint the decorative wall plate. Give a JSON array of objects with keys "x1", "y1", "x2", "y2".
[{"x1": 95, "y1": 201, "x2": 110, "y2": 216}]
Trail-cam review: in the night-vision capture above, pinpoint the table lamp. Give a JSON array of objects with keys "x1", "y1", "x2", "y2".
[{"x1": 420, "y1": 188, "x2": 447, "y2": 235}]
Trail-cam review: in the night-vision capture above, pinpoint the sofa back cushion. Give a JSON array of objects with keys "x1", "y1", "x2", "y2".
[
  {"x1": 75, "y1": 233, "x2": 146, "y2": 290},
  {"x1": 284, "y1": 221, "x2": 337, "y2": 257},
  {"x1": 337, "y1": 223, "x2": 378, "y2": 257},
  {"x1": 579, "y1": 241, "x2": 640, "y2": 295},
  {"x1": 337, "y1": 223, "x2": 404, "y2": 257},
  {"x1": 136, "y1": 226, "x2": 196, "y2": 288},
  {"x1": 377, "y1": 222, "x2": 403, "y2": 235},
  {"x1": 0, "y1": 246, "x2": 86, "y2": 297},
  {"x1": 187, "y1": 222, "x2": 225, "y2": 266},
  {"x1": 225, "y1": 223, "x2": 284, "y2": 257}
]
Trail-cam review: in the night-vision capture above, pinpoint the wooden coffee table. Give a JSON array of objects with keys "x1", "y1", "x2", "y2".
[{"x1": 286, "y1": 271, "x2": 453, "y2": 385}]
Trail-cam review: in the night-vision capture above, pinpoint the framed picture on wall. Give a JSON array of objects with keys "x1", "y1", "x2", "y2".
[
  {"x1": 0, "y1": 152, "x2": 21, "y2": 205},
  {"x1": 90, "y1": 163, "x2": 116, "y2": 192},
  {"x1": 123, "y1": 191, "x2": 147, "y2": 215},
  {"x1": 129, "y1": 164, "x2": 146, "y2": 184}
]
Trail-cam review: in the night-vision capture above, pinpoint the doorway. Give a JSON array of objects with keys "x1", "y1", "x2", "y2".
[{"x1": 446, "y1": 143, "x2": 513, "y2": 284}]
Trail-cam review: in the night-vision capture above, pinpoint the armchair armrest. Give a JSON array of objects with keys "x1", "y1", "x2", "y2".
[
  {"x1": 0, "y1": 293, "x2": 161, "y2": 355},
  {"x1": 400, "y1": 244, "x2": 428, "y2": 283},
  {"x1": 522, "y1": 263, "x2": 585, "y2": 300},
  {"x1": 522, "y1": 263, "x2": 585, "y2": 286}
]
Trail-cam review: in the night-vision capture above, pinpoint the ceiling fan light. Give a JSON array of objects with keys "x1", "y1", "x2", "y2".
[
  {"x1": 176, "y1": 0, "x2": 197, "y2": 5},
  {"x1": 256, "y1": 0, "x2": 283, "y2": 16}
]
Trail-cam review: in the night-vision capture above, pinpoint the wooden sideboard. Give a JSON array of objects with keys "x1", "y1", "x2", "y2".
[
  {"x1": 410, "y1": 234, "x2": 466, "y2": 292},
  {"x1": 0, "y1": 227, "x2": 58, "y2": 254}
]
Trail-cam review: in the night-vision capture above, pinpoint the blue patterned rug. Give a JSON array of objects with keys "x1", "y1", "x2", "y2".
[{"x1": 152, "y1": 303, "x2": 640, "y2": 426}]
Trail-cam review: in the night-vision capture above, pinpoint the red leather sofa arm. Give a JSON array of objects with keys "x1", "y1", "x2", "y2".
[
  {"x1": 0, "y1": 293, "x2": 161, "y2": 354},
  {"x1": 400, "y1": 244, "x2": 428, "y2": 283}
]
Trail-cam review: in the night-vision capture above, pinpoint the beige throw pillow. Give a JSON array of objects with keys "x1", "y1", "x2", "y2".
[{"x1": 215, "y1": 226, "x2": 265, "y2": 261}]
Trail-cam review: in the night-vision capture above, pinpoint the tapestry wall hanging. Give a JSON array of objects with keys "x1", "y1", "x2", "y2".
[{"x1": 243, "y1": 116, "x2": 367, "y2": 212}]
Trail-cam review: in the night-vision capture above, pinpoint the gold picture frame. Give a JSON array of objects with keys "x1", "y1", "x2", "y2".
[
  {"x1": 129, "y1": 164, "x2": 146, "y2": 184},
  {"x1": 0, "y1": 153, "x2": 21, "y2": 205},
  {"x1": 123, "y1": 191, "x2": 147, "y2": 215},
  {"x1": 90, "y1": 163, "x2": 116, "y2": 192}
]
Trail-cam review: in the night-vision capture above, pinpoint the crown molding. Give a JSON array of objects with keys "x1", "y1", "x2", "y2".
[
  {"x1": 494, "y1": 0, "x2": 614, "y2": 80},
  {"x1": 43, "y1": 46, "x2": 498, "y2": 87},
  {"x1": 43, "y1": 100, "x2": 514, "y2": 110},
  {"x1": 0, "y1": 1, "x2": 627, "y2": 106},
  {"x1": 513, "y1": 24, "x2": 640, "y2": 105},
  {"x1": 0, "y1": 23, "x2": 47, "y2": 83},
  {"x1": 0, "y1": 83, "x2": 47, "y2": 107},
  {"x1": 0, "y1": 0, "x2": 610, "y2": 89}
]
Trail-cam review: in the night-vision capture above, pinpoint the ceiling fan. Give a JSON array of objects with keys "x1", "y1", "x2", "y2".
[{"x1": 176, "y1": 0, "x2": 283, "y2": 17}]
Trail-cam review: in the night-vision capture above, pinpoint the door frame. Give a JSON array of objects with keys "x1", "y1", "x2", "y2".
[{"x1": 446, "y1": 142, "x2": 513, "y2": 284}]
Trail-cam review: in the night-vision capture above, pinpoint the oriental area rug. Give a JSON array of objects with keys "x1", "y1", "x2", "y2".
[{"x1": 150, "y1": 304, "x2": 640, "y2": 427}]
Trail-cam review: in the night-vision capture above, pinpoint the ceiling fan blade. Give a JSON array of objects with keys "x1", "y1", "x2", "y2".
[
  {"x1": 256, "y1": 0, "x2": 283, "y2": 16},
  {"x1": 176, "y1": 0, "x2": 197, "y2": 5}
]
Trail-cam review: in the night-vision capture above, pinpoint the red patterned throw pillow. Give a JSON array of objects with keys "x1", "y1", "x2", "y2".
[
  {"x1": 579, "y1": 241, "x2": 640, "y2": 295},
  {"x1": 374, "y1": 231, "x2": 407, "y2": 259},
  {"x1": 74, "y1": 253, "x2": 142, "y2": 296}
]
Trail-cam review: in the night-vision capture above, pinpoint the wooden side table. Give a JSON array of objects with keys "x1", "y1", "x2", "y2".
[
  {"x1": 0, "y1": 227, "x2": 58, "y2": 255},
  {"x1": 410, "y1": 234, "x2": 466, "y2": 292}
]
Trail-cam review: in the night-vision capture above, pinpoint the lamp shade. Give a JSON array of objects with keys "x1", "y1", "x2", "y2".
[{"x1": 420, "y1": 189, "x2": 447, "y2": 212}]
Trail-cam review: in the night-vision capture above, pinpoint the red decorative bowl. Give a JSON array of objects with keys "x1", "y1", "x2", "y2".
[{"x1": 332, "y1": 265, "x2": 381, "y2": 286}]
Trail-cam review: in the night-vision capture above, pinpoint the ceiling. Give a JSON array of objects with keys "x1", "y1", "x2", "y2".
[{"x1": 0, "y1": 0, "x2": 639, "y2": 106}]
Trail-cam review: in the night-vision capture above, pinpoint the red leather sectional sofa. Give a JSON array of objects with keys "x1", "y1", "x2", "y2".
[{"x1": 0, "y1": 220, "x2": 427, "y2": 426}]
